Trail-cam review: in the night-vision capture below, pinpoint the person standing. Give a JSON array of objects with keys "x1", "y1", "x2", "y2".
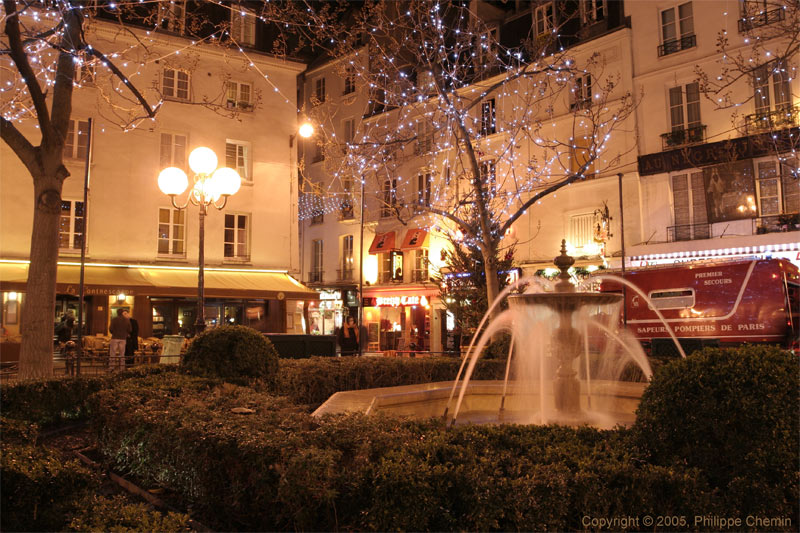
[
  {"x1": 338, "y1": 316, "x2": 360, "y2": 356},
  {"x1": 108, "y1": 308, "x2": 131, "y2": 372},
  {"x1": 123, "y1": 310, "x2": 139, "y2": 368}
]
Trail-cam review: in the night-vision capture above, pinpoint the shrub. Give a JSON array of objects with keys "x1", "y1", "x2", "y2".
[
  {"x1": 274, "y1": 356, "x2": 506, "y2": 408},
  {"x1": 483, "y1": 333, "x2": 512, "y2": 359},
  {"x1": 182, "y1": 326, "x2": 279, "y2": 384},
  {"x1": 1, "y1": 442, "x2": 93, "y2": 532},
  {"x1": 69, "y1": 495, "x2": 193, "y2": 532},
  {"x1": 633, "y1": 345, "x2": 799, "y2": 518}
]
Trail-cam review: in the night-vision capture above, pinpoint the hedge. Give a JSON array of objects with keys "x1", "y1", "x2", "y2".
[
  {"x1": 182, "y1": 325, "x2": 279, "y2": 385},
  {"x1": 272, "y1": 355, "x2": 506, "y2": 408},
  {"x1": 633, "y1": 344, "x2": 799, "y2": 519},
  {"x1": 89, "y1": 372, "x2": 723, "y2": 532}
]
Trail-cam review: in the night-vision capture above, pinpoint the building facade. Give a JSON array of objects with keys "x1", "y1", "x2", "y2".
[{"x1": 1, "y1": 8, "x2": 317, "y2": 341}]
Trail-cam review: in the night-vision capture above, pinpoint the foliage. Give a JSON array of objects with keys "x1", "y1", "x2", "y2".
[
  {"x1": 69, "y1": 495, "x2": 194, "y2": 532},
  {"x1": 0, "y1": 364, "x2": 175, "y2": 426},
  {"x1": 182, "y1": 326, "x2": 279, "y2": 385},
  {"x1": 434, "y1": 236, "x2": 516, "y2": 332},
  {"x1": 633, "y1": 345, "x2": 799, "y2": 518},
  {"x1": 273, "y1": 356, "x2": 506, "y2": 409},
  {"x1": 90, "y1": 371, "x2": 724, "y2": 532},
  {"x1": 0, "y1": 442, "x2": 93, "y2": 532}
]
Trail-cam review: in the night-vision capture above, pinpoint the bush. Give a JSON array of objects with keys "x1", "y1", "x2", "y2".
[
  {"x1": 274, "y1": 356, "x2": 506, "y2": 408},
  {"x1": 91, "y1": 371, "x2": 719, "y2": 531},
  {"x1": 633, "y1": 345, "x2": 799, "y2": 518},
  {"x1": 69, "y1": 495, "x2": 194, "y2": 532},
  {"x1": 182, "y1": 326, "x2": 279, "y2": 384},
  {"x1": 483, "y1": 333, "x2": 512, "y2": 359},
  {"x1": 1, "y1": 442, "x2": 93, "y2": 532}
]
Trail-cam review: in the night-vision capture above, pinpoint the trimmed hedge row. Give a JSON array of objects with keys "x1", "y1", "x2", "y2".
[
  {"x1": 90, "y1": 372, "x2": 715, "y2": 531},
  {"x1": 183, "y1": 325, "x2": 279, "y2": 385},
  {"x1": 273, "y1": 355, "x2": 506, "y2": 408}
]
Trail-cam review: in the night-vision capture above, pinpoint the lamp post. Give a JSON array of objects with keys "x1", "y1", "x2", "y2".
[{"x1": 158, "y1": 147, "x2": 241, "y2": 335}]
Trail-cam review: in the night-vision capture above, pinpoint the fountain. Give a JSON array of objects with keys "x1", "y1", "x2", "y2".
[{"x1": 313, "y1": 241, "x2": 656, "y2": 429}]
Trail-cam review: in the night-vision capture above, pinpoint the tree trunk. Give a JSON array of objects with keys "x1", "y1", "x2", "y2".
[{"x1": 18, "y1": 175, "x2": 63, "y2": 379}]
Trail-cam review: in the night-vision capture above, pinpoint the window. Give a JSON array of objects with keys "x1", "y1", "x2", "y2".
[
  {"x1": 311, "y1": 239, "x2": 323, "y2": 282},
  {"x1": 74, "y1": 60, "x2": 95, "y2": 86},
  {"x1": 756, "y1": 158, "x2": 800, "y2": 216},
  {"x1": 649, "y1": 288, "x2": 695, "y2": 310},
  {"x1": 225, "y1": 140, "x2": 251, "y2": 182},
  {"x1": 160, "y1": 0, "x2": 185, "y2": 34},
  {"x1": 224, "y1": 213, "x2": 250, "y2": 259},
  {"x1": 416, "y1": 170, "x2": 432, "y2": 207},
  {"x1": 739, "y1": 0, "x2": 785, "y2": 31},
  {"x1": 314, "y1": 77, "x2": 326, "y2": 104},
  {"x1": 664, "y1": 82, "x2": 703, "y2": 147},
  {"x1": 379, "y1": 253, "x2": 392, "y2": 283},
  {"x1": 313, "y1": 140, "x2": 325, "y2": 162},
  {"x1": 59, "y1": 201, "x2": 84, "y2": 251},
  {"x1": 476, "y1": 26, "x2": 499, "y2": 65},
  {"x1": 226, "y1": 81, "x2": 252, "y2": 110},
  {"x1": 230, "y1": 8, "x2": 255, "y2": 46},
  {"x1": 63, "y1": 119, "x2": 89, "y2": 159},
  {"x1": 162, "y1": 68, "x2": 190, "y2": 100},
  {"x1": 659, "y1": 3, "x2": 695, "y2": 56},
  {"x1": 534, "y1": 3, "x2": 554, "y2": 36},
  {"x1": 412, "y1": 249, "x2": 429, "y2": 282},
  {"x1": 570, "y1": 75, "x2": 592, "y2": 110},
  {"x1": 417, "y1": 70, "x2": 435, "y2": 95},
  {"x1": 343, "y1": 66, "x2": 356, "y2": 95},
  {"x1": 159, "y1": 132, "x2": 187, "y2": 168},
  {"x1": 341, "y1": 235, "x2": 354, "y2": 281},
  {"x1": 749, "y1": 61, "x2": 793, "y2": 130},
  {"x1": 480, "y1": 160, "x2": 497, "y2": 195},
  {"x1": 582, "y1": 0, "x2": 605, "y2": 24},
  {"x1": 382, "y1": 178, "x2": 397, "y2": 218},
  {"x1": 670, "y1": 171, "x2": 709, "y2": 240},
  {"x1": 568, "y1": 213, "x2": 595, "y2": 250},
  {"x1": 342, "y1": 118, "x2": 355, "y2": 145},
  {"x1": 415, "y1": 120, "x2": 433, "y2": 155},
  {"x1": 570, "y1": 139, "x2": 595, "y2": 178},
  {"x1": 157, "y1": 208, "x2": 185, "y2": 256},
  {"x1": 480, "y1": 98, "x2": 496, "y2": 136},
  {"x1": 340, "y1": 175, "x2": 355, "y2": 219}
]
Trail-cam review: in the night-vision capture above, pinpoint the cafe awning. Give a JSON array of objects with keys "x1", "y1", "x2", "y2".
[
  {"x1": 368, "y1": 231, "x2": 397, "y2": 254},
  {"x1": 0, "y1": 261, "x2": 318, "y2": 300},
  {"x1": 400, "y1": 228, "x2": 428, "y2": 250}
]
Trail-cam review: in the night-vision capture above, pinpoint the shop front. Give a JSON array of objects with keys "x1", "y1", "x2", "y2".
[
  {"x1": 0, "y1": 261, "x2": 318, "y2": 340},
  {"x1": 362, "y1": 287, "x2": 438, "y2": 352}
]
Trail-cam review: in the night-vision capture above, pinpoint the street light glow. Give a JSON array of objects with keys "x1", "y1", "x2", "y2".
[
  {"x1": 157, "y1": 167, "x2": 189, "y2": 196},
  {"x1": 188, "y1": 146, "x2": 218, "y2": 175}
]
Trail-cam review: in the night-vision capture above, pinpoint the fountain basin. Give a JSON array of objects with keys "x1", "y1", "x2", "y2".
[{"x1": 312, "y1": 380, "x2": 647, "y2": 428}]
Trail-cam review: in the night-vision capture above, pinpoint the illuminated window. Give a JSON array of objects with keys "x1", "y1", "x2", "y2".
[
  {"x1": 225, "y1": 140, "x2": 251, "y2": 182},
  {"x1": 158, "y1": 208, "x2": 185, "y2": 256},
  {"x1": 59, "y1": 200, "x2": 85, "y2": 251},
  {"x1": 224, "y1": 213, "x2": 250, "y2": 260},
  {"x1": 226, "y1": 81, "x2": 252, "y2": 110}
]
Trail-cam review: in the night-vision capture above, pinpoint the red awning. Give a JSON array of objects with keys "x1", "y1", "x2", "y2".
[
  {"x1": 368, "y1": 231, "x2": 397, "y2": 254},
  {"x1": 400, "y1": 228, "x2": 428, "y2": 250}
]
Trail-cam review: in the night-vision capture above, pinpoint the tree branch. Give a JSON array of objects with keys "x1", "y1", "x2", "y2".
[{"x1": 0, "y1": 116, "x2": 37, "y2": 172}]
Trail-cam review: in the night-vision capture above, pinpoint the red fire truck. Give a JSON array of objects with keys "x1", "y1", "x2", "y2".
[{"x1": 597, "y1": 258, "x2": 800, "y2": 356}]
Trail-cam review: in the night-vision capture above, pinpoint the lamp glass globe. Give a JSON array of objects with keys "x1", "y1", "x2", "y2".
[
  {"x1": 212, "y1": 167, "x2": 241, "y2": 196},
  {"x1": 157, "y1": 167, "x2": 189, "y2": 195},
  {"x1": 188, "y1": 147, "x2": 218, "y2": 175},
  {"x1": 298, "y1": 122, "x2": 315, "y2": 139},
  {"x1": 194, "y1": 176, "x2": 222, "y2": 203}
]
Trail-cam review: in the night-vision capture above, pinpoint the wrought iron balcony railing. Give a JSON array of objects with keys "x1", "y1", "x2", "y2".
[
  {"x1": 657, "y1": 34, "x2": 696, "y2": 57},
  {"x1": 661, "y1": 124, "x2": 706, "y2": 150},
  {"x1": 744, "y1": 105, "x2": 799, "y2": 134},
  {"x1": 308, "y1": 270, "x2": 323, "y2": 283},
  {"x1": 667, "y1": 222, "x2": 711, "y2": 242},
  {"x1": 738, "y1": 7, "x2": 785, "y2": 32},
  {"x1": 337, "y1": 268, "x2": 355, "y2": 281},
  {"x1": 754, "y1": 214, "x2": 800, "y2": 235}
]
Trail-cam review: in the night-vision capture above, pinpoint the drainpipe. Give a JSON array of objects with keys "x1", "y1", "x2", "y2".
[{"x1": 618, "y1": 172, "x2": 627, "y2": 326}]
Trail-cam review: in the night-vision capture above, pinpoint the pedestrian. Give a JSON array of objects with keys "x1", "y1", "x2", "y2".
[
  {"x1": 123, "y1": 310, "x2": 139, "y2": 368},
  {"x1": 108, "y1": 308, "x2": 131, "y2": 372},
  {"x1": 338, "y1": 316, "x2": 360, "y2": 356},
  {"x1": 56, "y1": 313, "x2": 74, "y2": 346}
]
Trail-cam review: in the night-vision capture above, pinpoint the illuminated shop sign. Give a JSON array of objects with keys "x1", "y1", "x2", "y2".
[{"x1": 375, "y1": 295, "x2": 429, "y2": 307}]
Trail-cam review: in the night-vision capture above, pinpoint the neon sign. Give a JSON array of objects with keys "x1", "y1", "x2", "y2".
[{"x1": 375, "y1": 295, "x2": 429, "y2": 307}]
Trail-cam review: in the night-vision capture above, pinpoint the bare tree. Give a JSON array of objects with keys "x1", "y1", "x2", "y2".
[{"x1": 271, "y1": 0, "x2": 636, "y2": 314}]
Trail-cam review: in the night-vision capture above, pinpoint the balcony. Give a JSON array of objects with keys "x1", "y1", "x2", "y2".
[
  {"x1": 337, "y1": 268, "x2": 355, "y2": 281},
  {"x1": 661, "y1": 124, "x2": 706, "y2": 150},
  {"x1": 754, "y1": 214, "x2": 800, "y2": 234},
  {"x1": 738, "y1": 7, "x2": 785, "y2": 32},
  {"x1": 411, "y1": 270, "x2": 429, "y2": 283},
  {"x1": 308, "y1": 270, "x2": 323, "y2": 283},
  {"x1": 657, "y1": 34, "x2": 696, "y2": 57},
  {"x1": 667, "y1": 223, "x2": 711, "y2": 242},
  {"x1": 744, "y1": 105, "x2": 799, "y2": 134}
]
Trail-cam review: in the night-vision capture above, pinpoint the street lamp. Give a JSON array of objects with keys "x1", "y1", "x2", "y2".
[{"x1": 158, "y1": 146, "x2": 241, "y2": 334}]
